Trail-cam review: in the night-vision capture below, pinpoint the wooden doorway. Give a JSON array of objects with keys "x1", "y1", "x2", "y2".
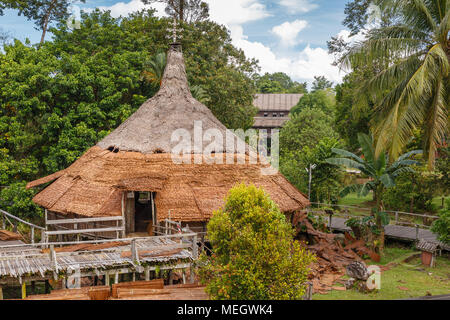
[{"x1": 124, "y1": 191, "x2": 156, "y2": 236}]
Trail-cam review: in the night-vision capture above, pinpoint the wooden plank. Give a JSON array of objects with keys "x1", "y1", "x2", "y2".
[
  {"x1": 46, "y1": 217, "x2": 123, "y2": 225},
  {"x1": 45, "y1": 227, "x2": 123, "y2": 236}
]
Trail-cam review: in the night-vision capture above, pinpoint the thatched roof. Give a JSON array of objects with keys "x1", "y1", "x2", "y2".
[
  {"x1": 27, "y1": 44, "x2": 309, "y2": 221},
  {"x1": 97, "y1": 44, "x2": 240, "y2": 155}
]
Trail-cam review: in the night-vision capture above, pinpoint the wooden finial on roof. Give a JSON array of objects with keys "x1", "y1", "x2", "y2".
[{"x1": 166, "y1": 17, "x2": 183, "y2": 44}]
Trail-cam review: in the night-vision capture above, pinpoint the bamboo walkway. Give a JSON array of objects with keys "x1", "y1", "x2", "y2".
[{"x1": 330, "y1": 217, "x2": 449, "y2": 250}]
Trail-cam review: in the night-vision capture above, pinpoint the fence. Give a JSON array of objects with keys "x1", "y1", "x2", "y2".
[
  {"x1": 307, "y1": 202, "x2": 440, "y2": 229},
  {"x1": 0, "y1": 209, "x2": 45, "y2": 244}
]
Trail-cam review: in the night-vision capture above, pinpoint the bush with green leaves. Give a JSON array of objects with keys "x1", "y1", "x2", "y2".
[
  {"x1": 381, "y1": 166, "x2": 439, "y2": 213},
  {"x1": 198, "y1": 183, "x2": 315, "y2": 300},
  {"x1": 431, "y1": 199, "x2": 450, "y2": 245},
  {"x1": 0, "y1": 182, "x2": 43, "y2": 222}
]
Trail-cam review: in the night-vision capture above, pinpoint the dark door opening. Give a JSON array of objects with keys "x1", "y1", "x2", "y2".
[{"x1": 134, "y1": 192, "x2": 156, "y2": 234}]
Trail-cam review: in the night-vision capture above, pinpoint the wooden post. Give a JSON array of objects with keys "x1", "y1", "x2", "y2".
[
  {"x1": 31, "y1": 281, "x2": 36, "y2": 295},
  {"x1": 114, "y1": 272, "x2": 119, "y2": 284},
  {"x1": 1, "y1": 212, "x2": 5, "y2": 229},
  {"x1": 415, "y1": 225, "x2": 419, "y2": 241},
  {"x1": 105, "y1": 272, "x2": 110, "y2": 286},
  {"x1": 145, "y1": 267, "x2": 150, "y2": 281},
  {"x1": 31, "y1": 227, "x2": 35, "y2": 244},
  {"x1": 21, "y1": 281, "x2": 27, "y2": 299},
  {"x1": 0, "y1": 285, "x2": 3, "y2": 300},
  {"x1": 131, "y1": 239, "x2": 139, "y2": 263},
  {"x1": 45, "y1": 280, "x2": 50, "y2": 294},
  {"x1": 395, "y1": 212, "x2": 399, "y2": 225},
  {"x1": 193, "y1": 234, "x2": 198, "y2": 260},
  {"x1": 182, "y1": 270, "x2": 186, "y2": 285}
]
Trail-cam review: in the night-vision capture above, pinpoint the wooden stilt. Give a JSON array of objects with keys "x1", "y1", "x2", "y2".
[
  {"x1": 45, "y1": 280, "x2": 50, "y2": 294},
  {"x1": 21, "y1": 282, "x2": 27, "y2": 300},
  {"x1": 145, "y1": 267, "x2": 150, "y2": 281},
  {"x1": 0, "y1": 285, "x2": 3, "y2": 300},
  {"x1": 114, "y1": 272, "x2": 119, "y2": 284}
]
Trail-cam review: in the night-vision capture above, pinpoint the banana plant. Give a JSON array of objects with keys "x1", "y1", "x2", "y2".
[
  {"x1": 326, "y1": 132, "x2": 422, "y2": 253},
  {"x1": 326, "y1": 133, "x2": 422, "y2": 210}
]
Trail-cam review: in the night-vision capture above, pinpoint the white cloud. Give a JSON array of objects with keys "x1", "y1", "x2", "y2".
[
  {"x1": 231, "y1": 25, "x2": 344, "y2": 84},
  {"x1": 89, "y1": 0, "x2": 343, "y2": 84},
  {"x1": 206, "y1": 0, "x2": 269, "y2": 25},
  {"x1": 94, "y1": 0, "x2": 166, "y2": 18},
  {"x1": 279, "y1": 0, "x2": 318, "y2": 14},
  {"x1": 271, "y1": 20, "x2": 308, "y2": 47}
]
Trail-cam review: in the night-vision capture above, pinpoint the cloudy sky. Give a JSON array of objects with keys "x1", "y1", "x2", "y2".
[{"x1": 0, "y1": 0, "x2": 353, "y2": 84}]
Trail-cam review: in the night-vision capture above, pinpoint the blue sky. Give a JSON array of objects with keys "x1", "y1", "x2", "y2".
[{"x1": 0, "y1": 0, "x2": 353, "y2": 83}]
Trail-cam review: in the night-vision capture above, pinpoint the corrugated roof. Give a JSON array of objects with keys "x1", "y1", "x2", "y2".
[{"x1": 253, "y1": 94, "x2": 303, "y2": 111}]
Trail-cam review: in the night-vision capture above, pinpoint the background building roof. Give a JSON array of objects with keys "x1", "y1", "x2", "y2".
[{"x1": 253, "y1": 94, "x2": 304, "y2": 112}]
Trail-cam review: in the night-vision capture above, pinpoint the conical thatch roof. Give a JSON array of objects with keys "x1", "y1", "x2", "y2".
[
  {"x1": 27, "y1": 44, "x2": 309, "y2": 221},
  {"x1": 97, "y1": 44, "x2": 238, "y2": 155}
]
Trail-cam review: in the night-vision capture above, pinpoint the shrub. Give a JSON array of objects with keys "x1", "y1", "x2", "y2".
[
  {"x1": 431, "y1": 199, "x2": 450, "y2": 245},
  {"x1": 198, "y1": 183, "x2": 315, "y2": 300}
]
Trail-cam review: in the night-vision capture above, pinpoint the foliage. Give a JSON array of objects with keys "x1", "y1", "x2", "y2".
[
  {"x1": 334, "y1": 72, "x2": 372, "y2": 151},
  {"x1": 431, "y1": 199, "x2": 450, "y2": 245},
  {"x1": 340, "y1": 0, "x2": 450, "y2": 168},
  {"x1": 281, "y1": 137, "x2": 343, "y2": 203},
  {"x1": 382, "y1": 166, "x2": 439, "y2": 213},
  {"x1": 280, "y1": 107, "x2": 339, "y2": 154},
  {"x1": 435, "y1": 147, "x2": 450, "y2": 199},
  {"x1": 326, "y1": 133, "x2": 422, "y2": 207},
  {"x1": 326, "y1": 132, "x2": 421, "y2": 253},
  {"x1": 311, "y1": 76, "x2": 333, "y2": 91},
  {"x1": 141, "y1": 51, "x2": 167, "y2": 87},
  {"x1": 141, "y1": 0, "x2": 209, "y2": 22},
  {"x1": 0, "y1": 182, "x2": 43, "y2": 221},
  {"x1": 198, "y1": 184, "x2": 315, "y2": 300},
  {"x1": 290, "y1": 89, "x2": 336, "y2": 116},
  {"x1": 254, "y1": 72, "x2": 307, "y2": 94}
]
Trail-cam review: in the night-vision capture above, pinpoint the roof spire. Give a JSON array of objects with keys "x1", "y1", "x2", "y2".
[{"x1": 166, "y1": 17, "x2": 183, "y2": 44}]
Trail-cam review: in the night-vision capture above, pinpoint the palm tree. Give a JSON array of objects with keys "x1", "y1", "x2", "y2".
[
  {"x1": 342, "y1": 0, "x2": 449, "y2": 168},
  {"x1": 141, "y1": 52, "x2": 167, "y2": 87},
  {"x1": 326, "y1": 133, "x2": 422, "y2": 252}
]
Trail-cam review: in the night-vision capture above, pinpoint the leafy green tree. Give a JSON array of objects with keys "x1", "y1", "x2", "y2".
[
  {"x1": 382, "y1": 166, "x2": 439, "y2": 213},
  {"x1": 341, "y1": 0, "x2": 449, "y2": 168},
  {"x1": 290, "y1": 89, "x2": 336, "y2": 116},
  {"x1": 311, "y1": 76, "x2": 333, "y2": 91},
  {"x1": 0, "y1": 182, "x2": 43, "y2": 222},
  {"x1": 280, "y1": 107, "x2": 339, "y2": 155},
  {"x1": 281, "y1": 137, "x2": 344, "y2": 203},
  {"x1": 255, "y1": 72, "x2": 307, "y2": 94},
  {"x1": 431, "y1": 199, "x2": 450, "y2": 245},
  {"x1": 198, "y1": 183, "x2": 315, "y2": 300},
  {"x1": 334, "y1": 72, "x2": 372, "y2": 151},
  {"x1": 326, "y1": 133, "x2": 422, "y2": 252},
  {"x1": 142, "y1": 0, "x2": 209, "y2": 22}
]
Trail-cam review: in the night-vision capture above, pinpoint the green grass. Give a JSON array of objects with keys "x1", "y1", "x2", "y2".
[
  {"x1": 313, "y1": 247, "x2": 450, "y2": 300},
  {"x1": 338, "y1": 192, "x2": 374, "y2": 207}
]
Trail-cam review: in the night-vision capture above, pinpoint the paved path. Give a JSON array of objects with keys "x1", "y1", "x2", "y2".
[{"x1": 330, "y1": 217, "x2": 449, "y2": 250}]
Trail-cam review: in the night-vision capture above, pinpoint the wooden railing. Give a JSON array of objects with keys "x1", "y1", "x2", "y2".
[
  {"x1": 43, "y1": 215, "x2": 126, "y2": 243},
  {"x1": 307, "y1": 202, "x2": 440, "y2": 229},
  {"x1": 0, "y1": 209, "x2": 45, "y2": 244}
]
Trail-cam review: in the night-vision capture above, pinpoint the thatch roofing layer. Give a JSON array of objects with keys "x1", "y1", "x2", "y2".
[{"x1": 29, "y1": 147, "x2": 309, "y2": 221}]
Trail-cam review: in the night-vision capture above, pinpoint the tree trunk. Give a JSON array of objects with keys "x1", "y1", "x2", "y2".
[
  {"x1": 375, "y1": 185, "x2": 385, "y2": 255},
  {"x1": 39, "y1": 0, "x2": 57, "y2": 46}
]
